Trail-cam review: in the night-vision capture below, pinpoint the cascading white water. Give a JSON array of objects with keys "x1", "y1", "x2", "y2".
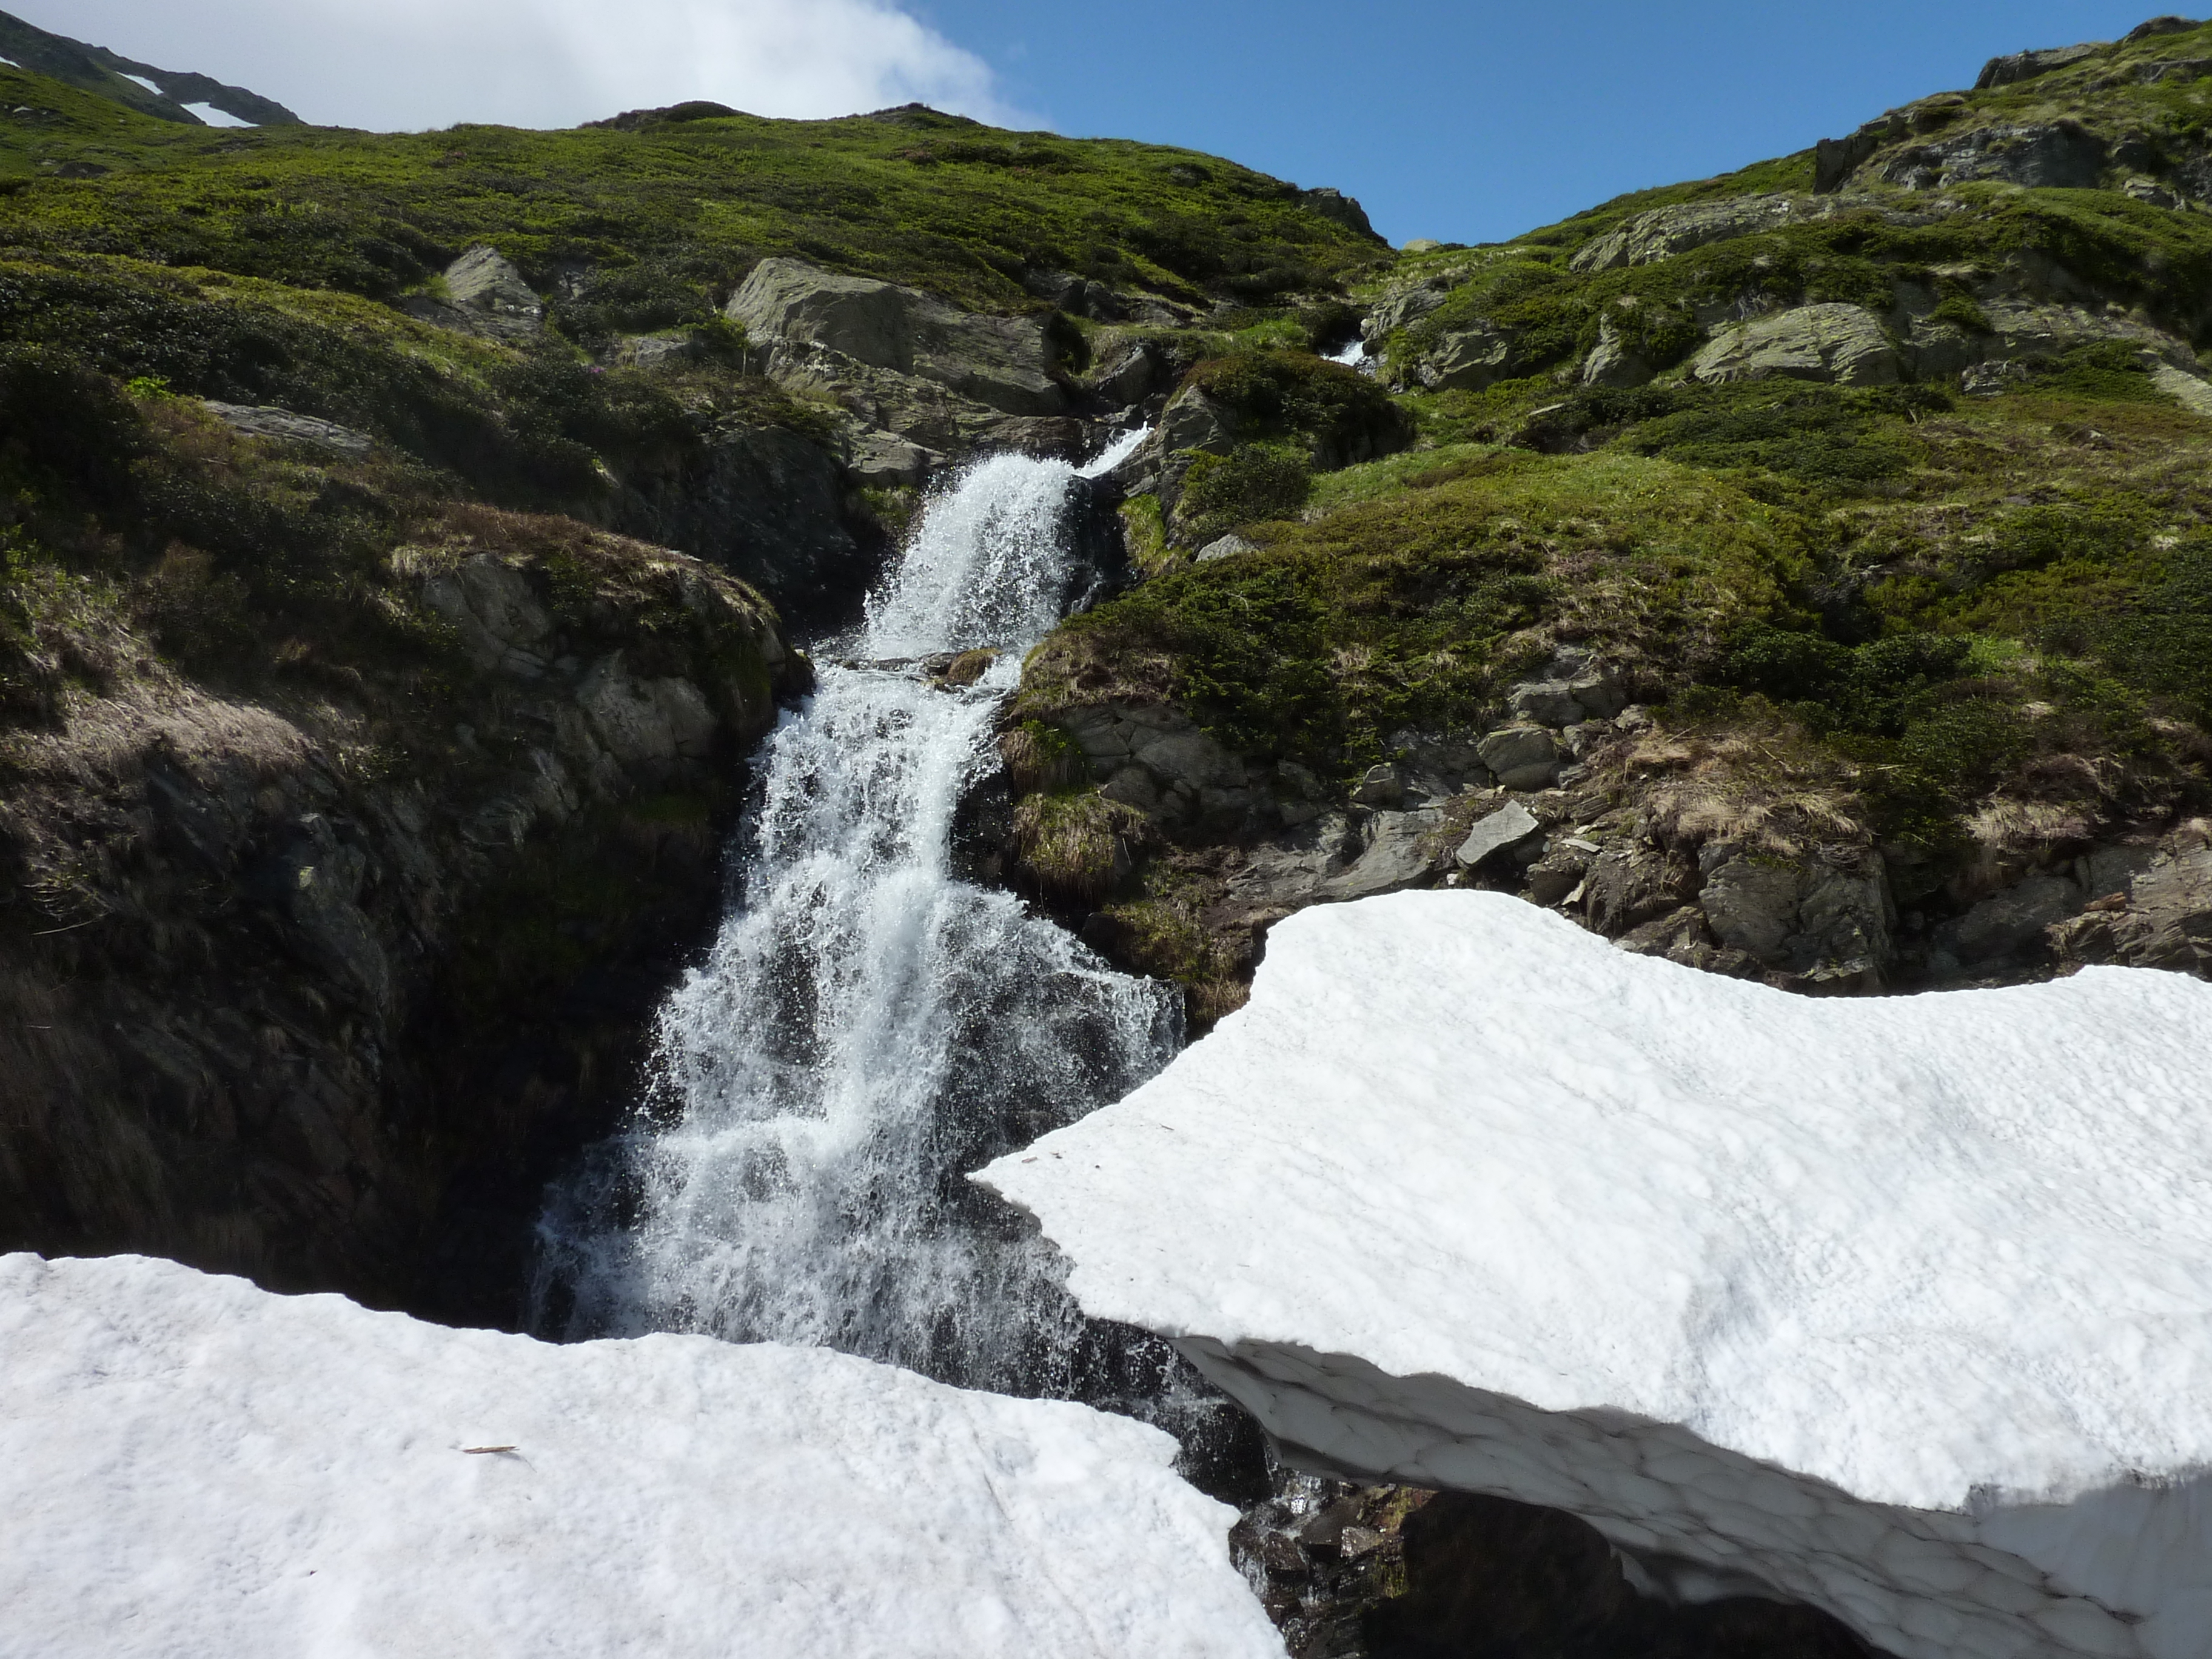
[{"x1": 537, "y1": 441, "x2": 1187, "y2": 1401}]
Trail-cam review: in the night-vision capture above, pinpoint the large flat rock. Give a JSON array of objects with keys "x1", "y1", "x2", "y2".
[
  {"x1": 0, "y1": 1253, "x2": 1282, "y2": 1659},
  {"x1": 728, "y1": 256, "x2": 1065, "y2": 418},
  {"x1": 982, "y1": 891, "x2": 2212, "y2": 1659},
  {"x1": 1692, "y1": 301, "x2": 1900, "y2": 386}
]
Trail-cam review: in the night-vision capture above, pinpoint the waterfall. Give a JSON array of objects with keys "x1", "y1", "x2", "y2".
[{"x1": 535, "y1": 443, "x2": 1190, "y2": 1405}]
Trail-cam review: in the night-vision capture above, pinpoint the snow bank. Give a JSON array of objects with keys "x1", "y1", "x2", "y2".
[
  {"x1": 980, "y1": 891, "x2": 2212, "y2": 1659},
  {"x1": 0, "y1": 1253, "x2": 1284, "y2": 1659}
]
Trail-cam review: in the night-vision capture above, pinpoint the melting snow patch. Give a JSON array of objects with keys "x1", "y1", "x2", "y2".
[
  {"x1": 0, "y1": 1253, "x2": 1283, "y2": 1659},
  {"x1": 184, "y1": 102, "x2": 256, "y2": 128},
  {"x1": 982, "y1": 890, "x2": 2212, "y2": 1659}
]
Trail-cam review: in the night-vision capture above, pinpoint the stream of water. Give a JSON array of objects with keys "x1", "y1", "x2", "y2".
[{"x1": 534, "y1": 435, "x2": 1206, "y2": 1412}]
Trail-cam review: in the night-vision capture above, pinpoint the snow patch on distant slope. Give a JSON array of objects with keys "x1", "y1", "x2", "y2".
[
  {"x1": 184, "y1": 101, "x2": 255, "y2": 127},
  {"x1": 0, "y1": 1253, "x2": 1284, "y2": 1659},
  {"x1": 982, "y1": 891, "x2": 2212, "y2": 1659}
]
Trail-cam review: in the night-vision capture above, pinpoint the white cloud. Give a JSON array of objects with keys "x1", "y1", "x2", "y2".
[{"x1": 13, "y1": 0, "x2": 1039, "y2": 132}]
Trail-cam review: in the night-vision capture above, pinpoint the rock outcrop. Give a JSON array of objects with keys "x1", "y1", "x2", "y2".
[
  {"x1": 0, "y1": 523, "x2": 803, "y2": 1322},
  {"x1": 1879, "y1": 122, "x2": 2108, "y2": 192},
  {"x1": 2051, "y1": 819, "x2": 2212, "y2": 975},
  {"x1": 1977, "y1": 42, "x2": 2109, "y2": 90},
  {"x1": 201, "y1": 401, "x2": 375, "y2": 458},
  {"x1": 984, "y1": 893, "x2": 2212, "y2": 1659},
  {"x1": 1691, "y1": 303, "x2": 1901, "y2": 387},
  {"x1": 403, "y1": 247, "x2": 545, "y2": 343},
  {"x1": 614, "y1": 419, "x2": 870, "y2": 628},
  {"x1": 1570, "y1": 195, "x2": 1815, "y2": 274},
  {"x1": 725, "y1": 257, "x2": 1084, "y2": 469}
]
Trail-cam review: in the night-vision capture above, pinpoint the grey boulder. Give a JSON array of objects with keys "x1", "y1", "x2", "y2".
[
  {"x1": 404, "y1": 246, "x2": 544, "y2": 341},
  {"x1": 1456, "y1": 800, "x2": 1542, "y2": 870},
  {"x1": 727, "y1": 257, "x2": 1065, "y2": 418},
  {"x1": 1692, "y1": 304, "x2": 1899, "y2": 387},
  {"x1": 203, "y1": 401, "x2": 373, "y2": 458},
  {"x1": 1475, "y1": 726, "x2": 1561, "y2": 792},
  {"x1": 1196, "y1": 533, "x2": 1258, "y2": 564},
  {"x1": 1321, "y1": 809, "x2": 1444, "y2": 901}
]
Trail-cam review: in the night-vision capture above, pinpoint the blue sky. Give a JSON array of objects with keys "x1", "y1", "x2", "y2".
[
  {"x1": 907, "y1": 1, "x2": 2179, "y2": 243},
  {"x1": 32, "y1": 2, "x2": 2187, "y2": 244}
]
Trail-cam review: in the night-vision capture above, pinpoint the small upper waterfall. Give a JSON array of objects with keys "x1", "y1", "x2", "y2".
[{"x1": 536, "y1": 441, "x2": 1190, "y2": 1404}]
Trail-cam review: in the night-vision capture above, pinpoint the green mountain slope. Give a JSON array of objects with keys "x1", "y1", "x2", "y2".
[
  {"x1": 0, "y1": 8, "x2": 299, "y2": 127},
  {"x1": 1010, "y1": 17, "x2": 2212, "y2": 1016}
]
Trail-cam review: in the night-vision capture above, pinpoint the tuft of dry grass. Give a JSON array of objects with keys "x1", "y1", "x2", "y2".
[
  {"x1": 1010, "y1": 788, "x2": 1151, "y2": 903},
  {"x1": 997, "y1": 720, "x2": 1084, "y2": 794},
  {"x1": 1601, "y1": 706, "x2": 1872, "y2": 860}
]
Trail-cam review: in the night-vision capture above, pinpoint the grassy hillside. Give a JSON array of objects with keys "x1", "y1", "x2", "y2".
[
  {"x1": 1013, "y1": 20, "x2": 2212, "y2": 1010},
  {"x1": 0, "y1": 63, "x2": 1380, "y2": 721},
  {"x1": 0, "y1": 73, "x2": 1379, "y2": 320}
]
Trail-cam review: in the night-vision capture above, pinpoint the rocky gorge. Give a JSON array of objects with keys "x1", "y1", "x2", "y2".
[{"x1": 2, "y1": 11, "x2": 2212, "y2": 1659}]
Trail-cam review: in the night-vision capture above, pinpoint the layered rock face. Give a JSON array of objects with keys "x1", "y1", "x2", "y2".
[
  {"x1": 0, "y1": 525, "x2": 802, "y2": 1319},
  {"x1": 984, "y1": 893, "x2": 2212, "y2": 1659}
]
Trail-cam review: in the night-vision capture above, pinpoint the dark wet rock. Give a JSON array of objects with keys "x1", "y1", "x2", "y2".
[
  {"x1": 1940, "y1": 873, "x2": 2085, "y2": 967},
  {"x1": 0, "y1": 532, "x2": 799, "y2": 1326},
  {"x1": 616, "y1": 423, "x2": 867, "y2": 629},
  {"x1": 1362, "y1": 1491, "x2": 1876, "y2": 1659}
]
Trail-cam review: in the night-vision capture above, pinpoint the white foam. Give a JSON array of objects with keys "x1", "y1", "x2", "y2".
[
  {"x1": 1078, "y1": 422, "x2": 1152, "y2": 477},
  {"x1": 0, "y1": 1253, "x2": 1283, "y2": 1659},
  {"x1": 539, "y1": 449, "x2": 1179, "y2": 1403},
  {"x1": 982, "y1": 891, "x2": 2212, "y2": 1658}
]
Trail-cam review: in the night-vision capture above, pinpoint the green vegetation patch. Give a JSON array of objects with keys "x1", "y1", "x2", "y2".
[
  {"x1": 1183, "y1": 349, "x2": 1409, "y2": 460},
  {"x1": 1176, "y1": 444, "x2": 1311, "y2": 545},
  {"x1": 1025, "y1": 451, "x2": 1801, "y2": 772}
]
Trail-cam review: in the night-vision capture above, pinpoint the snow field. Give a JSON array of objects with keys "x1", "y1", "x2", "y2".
[
  {"x1": 980, "y1": 891, "x2": 2212, "y2": 1659},
  {"x1": 0, "y1": 1253, "x2": 1285, "y2": 1659}
]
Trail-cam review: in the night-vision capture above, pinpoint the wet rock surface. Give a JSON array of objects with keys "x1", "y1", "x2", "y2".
[{"x1": 1233, "y1": 1478, "x2": 1877, "y2": 1659}]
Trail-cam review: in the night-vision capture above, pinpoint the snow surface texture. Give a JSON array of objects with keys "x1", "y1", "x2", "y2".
[
  {"x1": 0, "y1": 1254, "x2": 1284, "y2": 1659},
  {"x1": 981, "y1": 891, "x2": 2212, "y2": 1659}
]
